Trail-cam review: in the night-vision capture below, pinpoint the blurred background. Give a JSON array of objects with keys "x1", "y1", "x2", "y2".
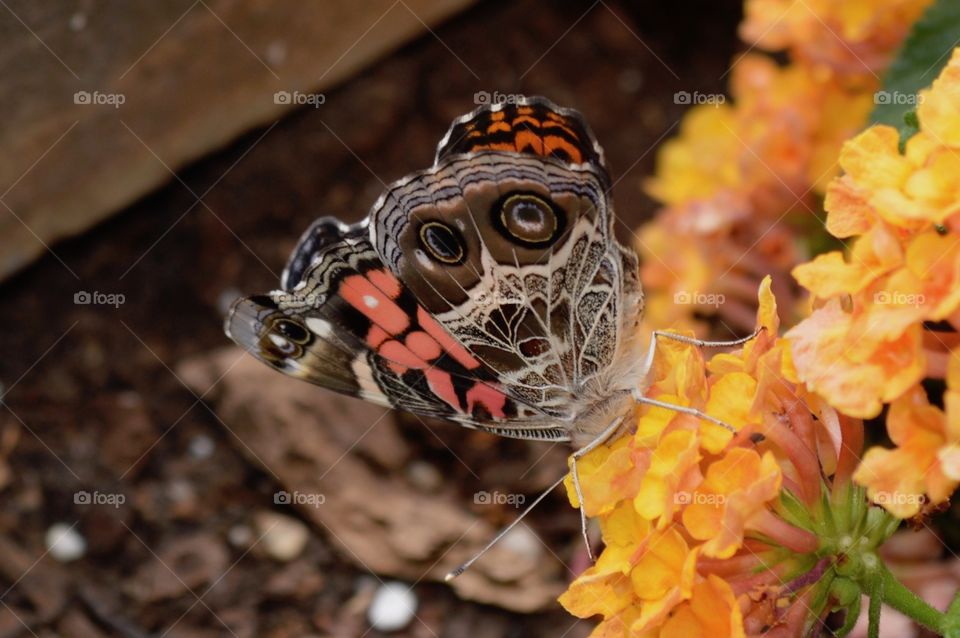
[{"x1": 0, "y1": 1, "x2": 741, "y2": 635}]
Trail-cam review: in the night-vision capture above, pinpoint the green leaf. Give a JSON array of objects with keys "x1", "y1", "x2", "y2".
[{"x1": 871, "y1": 0, "x2": 960, "y2": 131}]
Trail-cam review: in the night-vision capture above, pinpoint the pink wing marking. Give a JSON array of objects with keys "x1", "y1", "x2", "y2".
[
  {"x1": 416, "y1": 307, "x2": 481, "y2": 370},
  {"x1": 466, "y1": 382, "x2": 508, "y2": 418},
  {"x1": 340, "y1": 274, "x2": 410, "y2": 335}
]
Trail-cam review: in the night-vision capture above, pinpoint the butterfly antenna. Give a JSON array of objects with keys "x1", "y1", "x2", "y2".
[{"x1": 445, "y1": 472, "x2": 568, "y2": 581}]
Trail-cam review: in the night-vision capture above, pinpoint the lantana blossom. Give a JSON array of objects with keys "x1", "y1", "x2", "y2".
[
  {"x1": 637, "y1": 0, "x2": 929, "y2": 338},
  {"x1": 560, "y1": 279, "x2": 883, "y2": 637},
  {"x1": 787, "y1": 47, "x2": 960, "y2": 515}
]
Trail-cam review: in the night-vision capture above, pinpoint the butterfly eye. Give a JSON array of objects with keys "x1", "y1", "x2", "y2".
[
  {"x1": 496, "y1": 193, "x2": 561, "y2": 247},
  {"x1": 419, "y1": 221, "x2": 466, "y2": 264}
]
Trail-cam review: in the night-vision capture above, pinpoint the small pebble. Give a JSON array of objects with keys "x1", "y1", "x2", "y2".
[
  {"x1": 368, "y1": 581, "x2": 417, "y2": 632},
  {"x1": 45, "y1": 523, "x2": 86, "y2": 562},
  {"x1": 69, "y1": 12, "x2": 87, "y2": 31},
  {"x1": 406, "y1": 461, "x2": 442, "y2": 493},
  {"x1": 167, "y1": 479, "x2": 194, "y2": 503},
  {"x1": 255, "y1": 512, "x2": 309, "y2": 562},
  {"x1": 227, "y1": 524, "x2": 254, "y2": 549},
  {"x1": 500, "y1": 524, "x2": 542, "y2": 561},
  {"x1": 188, "y1": 434, "x2": 215, "y2": 459},
  {"x1": 265, "y1": 40, "x2": 287, "y2": 66}
]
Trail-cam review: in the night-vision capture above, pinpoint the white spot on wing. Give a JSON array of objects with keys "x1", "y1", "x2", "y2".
[
  {"x1": 305, "y1": 317, "x2": 333, "y2": 338},
  {"x1": 363, "y1": 295, "x2": 379, "y2": 308},
  {"x1": 268, "y1": 334, "x2": 288, "y2": 348}
]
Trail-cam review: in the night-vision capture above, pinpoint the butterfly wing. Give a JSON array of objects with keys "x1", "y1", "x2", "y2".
[
  {"x1": 370, "y1": 98, "x2": 643, "y2": 425},
  {"x1": 226, "y1": 217, "x2": 567, "y2": 438},
  {"x1": 226, "y1": 97, "x2": 642, "y2": 441}
]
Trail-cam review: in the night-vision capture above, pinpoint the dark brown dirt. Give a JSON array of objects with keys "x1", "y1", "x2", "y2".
[{"x1": 0, "y1": 1, "x2": 741, "y2": 636}]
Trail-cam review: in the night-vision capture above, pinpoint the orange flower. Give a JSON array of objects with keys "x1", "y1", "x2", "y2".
[
  {"x1": 682, "y1": 448, "x2": 784, "y2": 559},
  {"x1": 787, "y1": 298, "x2": 925, "y2": 419},
  {"x1": 789, "y1": 48, "x2": 960, "y2": 420},
  {"x1": 660, "y1": 576, "x2": 745, "y2": 638},
  {"x1": 854, "y1": 352, "x2": 960, "y2": 517},
  {"x1": 559, "y1": 279, "x2": 854, "y2": 637},
  {"x1": 637, "y1": 0, "x2": 919, "y2": 340},
  {"x1": 741, "y1": 0, "x2": 931, "y2": 77}
]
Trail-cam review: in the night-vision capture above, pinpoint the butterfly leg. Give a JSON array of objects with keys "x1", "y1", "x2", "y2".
[
  {"x1": 636, "y1": 327, "x2": 763, "y2": 394},
  {"x1": 446, "y1": 417, "x2": 626, "y2": 580},
  {"x1": 570, "y1": 415, "x2": 628, "y2": 562},
  {"x1": 445, "y1": 472, "x2": 568, "y2": 581},
  {"x1": 634, "y1": 395, "x2": 737, "y2": 433}
]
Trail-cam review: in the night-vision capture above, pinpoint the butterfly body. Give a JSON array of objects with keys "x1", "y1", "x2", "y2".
[{"x1": 227, "y1": 97, "x2": 644, "y2": 447}]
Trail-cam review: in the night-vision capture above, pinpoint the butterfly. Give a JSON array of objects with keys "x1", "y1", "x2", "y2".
[{"x1": 225, "y1": 96, "x2": 753, "y2": 576}]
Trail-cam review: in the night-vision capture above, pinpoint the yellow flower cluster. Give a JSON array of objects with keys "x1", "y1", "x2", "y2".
[
  {"x1": 788, "y1": 48, "x2": 960, "y2": 517},
  {"x1": 560, "y1": 279, "x2": 862, "y2": 636},
  {"x1": 639, "y1": 0, "x2": 931, "y2": 337}
]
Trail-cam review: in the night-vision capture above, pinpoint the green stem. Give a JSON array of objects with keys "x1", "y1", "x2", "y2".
[
  {"x1": 867, "y1": 570, "x2": 882, "y2": 638},
  {"x1": 866, "y1": 560, "x2": 945, "y2": 635}
]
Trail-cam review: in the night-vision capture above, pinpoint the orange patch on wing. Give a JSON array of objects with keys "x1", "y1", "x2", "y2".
[
  {"x1": 367, "y1": 268, "x2": 402, "y2": 299},
  {"x1": 406, "y1": 331, "x2": 442, "y2": 361},
  {"x1": 514, "y1": 130, "x2": 545, "y2": 155},
  {"x1": 543, "y1": 135, "x2": 583, "y2": 163},
  {"x1": 366, "y1": 324, "x2": 390, "y2": 349},
  {"x1": 512, "y1": 115, "x2": 541, "y2": 128},
  {"x1": 340, "y1": 274, "x2": 409, "y2": 335},
  {"x1": 417, "y1": 307, "x2": 480, "y2": 370},
  {"x1": 466, "y1": 382, "x2": 507, "y2": 418},
  {"x1": 488, "y1": 121, "x2": 511, "y2": 133},
  {"x1": 474, "y1": 142, "x2": 516, "y2": 153},
  {"x1": 424, "y1": 369, "x2": 461, "y2": 411},
  {"x1": 379, "y1": 339, "x2": 427, "y2": 375},
  {"x1": 543, "y1": 119, "x2": 578, "y2": 139}
]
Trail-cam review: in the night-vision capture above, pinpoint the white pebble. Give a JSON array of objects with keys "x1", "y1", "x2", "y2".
[
  {"x1": 255, "y1": 512, "x2": 309, "y2": 562},
  {"x1": 188, "y1": 434, "x2": 215, "y2": 459},
  {"x1": 69, "y1": 12, "x2": 87, "y2": 31},
  {"x1": 265, "y1": 41, "x2": 287, "y2": 66},
  {"x1": 227, "y1": 524, "x2": 254, "y2": 549},
  {"x1": 500, "y1": 524, "x2": 543, "y2": 561},
  {"x1": 368, "y1": 582, "x2": 417, "y2": 632},
  {"x1": 45, "y1": 523, "x2": 86, "y2": 562}
]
